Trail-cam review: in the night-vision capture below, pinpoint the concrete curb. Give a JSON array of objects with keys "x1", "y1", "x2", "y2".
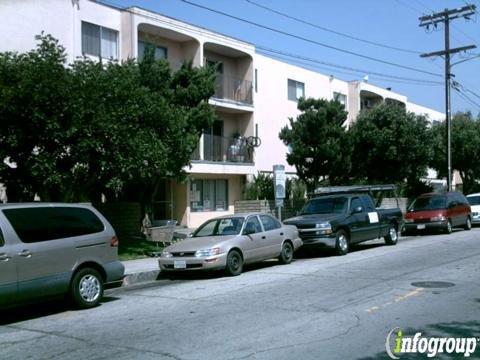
[{"x1": 122, "y1": 270, "x2": 161, "y2": 286}]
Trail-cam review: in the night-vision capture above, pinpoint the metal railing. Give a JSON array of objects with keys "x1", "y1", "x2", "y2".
[
  {"x1": 212, "y1": 74, "x2": 253, "y2": 105},
  {"x1": 192, "y1": 134, "x2": 253, "y2": 163}
]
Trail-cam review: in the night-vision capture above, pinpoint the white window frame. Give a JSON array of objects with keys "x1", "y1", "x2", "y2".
[
  {"x1": 288, "y1": 79, "x2": 305, "y2": 101},
  {"x1": 81, "y1": 21, "x2": 119, "y2": 60}
]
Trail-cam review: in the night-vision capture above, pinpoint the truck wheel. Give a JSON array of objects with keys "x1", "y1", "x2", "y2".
[
  {"x1": 464, "y1": 216, "x2": 472, "y2": 231},
  {"x1": 384, "y1": 224, "x2": 398, "y2": 245},
  {"x1": 335, "y1": 230, "x2": 349, "y2": 256}
]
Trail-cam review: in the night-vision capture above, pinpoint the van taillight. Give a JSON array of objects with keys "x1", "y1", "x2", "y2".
[{"x1": 110, "y1": 236, "x2": 119, "y2": 247}]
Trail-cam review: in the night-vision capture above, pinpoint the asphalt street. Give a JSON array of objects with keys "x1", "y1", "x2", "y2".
[{"x1": 2, "y1": 228, "x2": 480, "y2": 360}]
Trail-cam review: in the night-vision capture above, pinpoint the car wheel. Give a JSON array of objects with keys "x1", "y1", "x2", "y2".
[
  {"x1": 278, "y1": 241, "x2": 294, "y2": 264},
  {"x1": 384, "y1": 224, "x2": 398, "y2": 245},
  {"x1": 445, "y1": 220, "x2": 452, "y2": 234},
  {"x1": 335, "y1": 230, "x2": 349, "y2": 256},
  {"x1": 70, "y1": 268, "x2": 104, "y2": 309},
  {"x1": 225, "y1": 250, "x2": 243, "y2": 276},
  {"x1": 465, "y1": 216, "x2": 472, "y2": 231}
]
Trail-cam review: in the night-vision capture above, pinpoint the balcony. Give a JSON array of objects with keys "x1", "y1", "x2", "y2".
[
  {"x1": 192, "y1": 134, "x2": 253, "y2": 163},
  {"x1": 211, "y1": 74, "x2": 253, "y2": 105}
]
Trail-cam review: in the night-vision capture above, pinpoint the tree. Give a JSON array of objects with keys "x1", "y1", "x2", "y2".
[
  {"x1": 0, "y1": 35, "x2": 216, "y2": 202},
  {"x1": 430, "y1": 112, "x2": 480, "y2": 194},
  {"x1": 279, "y1": 98, "x2": 350, "y2": 191},
  {"x1": 0, "y1": 34, "x2": 72, "y2": 201},
  {"x1": 349, "y1": 103, "x2": 432, "y2": 190}
]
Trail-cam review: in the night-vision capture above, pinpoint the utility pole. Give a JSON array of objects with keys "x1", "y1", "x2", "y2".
[{"x1": 419, "y1": 5, "x2": 476, "y2": 192}]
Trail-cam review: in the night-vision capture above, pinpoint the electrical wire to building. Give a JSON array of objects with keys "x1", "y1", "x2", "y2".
[{"x1": 256, "y1": 46, "x2": 443, "y2": 85}]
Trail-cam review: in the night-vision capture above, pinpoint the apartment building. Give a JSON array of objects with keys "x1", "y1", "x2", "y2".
[{"x1": 0, "y1": 0, "x2": 445, "y2": 227}]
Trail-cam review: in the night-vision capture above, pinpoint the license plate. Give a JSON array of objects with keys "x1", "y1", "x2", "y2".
[
  {"x1": 417, "y1": 224, "x2": 426, "y2": 230},
  {"x1": 174, "y1": 260, "x2": 187, "y2": 269}
]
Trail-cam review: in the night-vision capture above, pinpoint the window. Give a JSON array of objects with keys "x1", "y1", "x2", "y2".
[
  {"x1": 260, "y1": 215, "x2": 281, "y2": 231},
  {"x1": 288, "y1": 79, "x2": 305, "y2": 101},
  {"x1": 255, "y1": 68, "x2": 258, "y2": 93},
  {"x1": 81, "y1": 21, "x2": 118, "y2": 60},
  {"x1": 206, "y1": 59, "x2": 224, "y2": 74},
  {"x1": 190, "y1": 179, "x2": 228, "y2": 212},
  {"x1": 301, "y1": 197, "x2": 348, "y2": 215},
  {"x1": 351, "y1": 198, "x2": 363, "y2": 212},
  {"x1": 360, "y1": 195, "x2": 376, "y2": 212},
  {"x1": 3, "y1": 207, "x2": 105, "y2": 243},
  {"x1": 245, "y1": 216, "x2": 262, "y2": 234},
  {"x1": 137, "y1": 41, "x2": 167, "y2": 60},
  {"x1": 333, "y1": 92, "x2": 347, "y2": 109},
  {"x1": 0, "y1": 227, "x2": 4, "y2": 247},
  {"x1": 193, "y1": 217, "x2": 244, "y2": 237},
  {"x1": 467, "y1": 196, "x2": 480, "y2": 206}
]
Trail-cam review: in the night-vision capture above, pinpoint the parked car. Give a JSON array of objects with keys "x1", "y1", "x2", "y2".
[
  {"x1": 466, "y1": 193, "x2": 480, "y2": 224},
  {"x1": 283, "y1": 189, "x2": 403, "y2": 256},
  {"x1": 158, "y1": 213, "x2": 302, "y2": 276},
  {"x1": 0, "y1": 203, "x2": 125, "y2": 309},
  {"x1": 403, "y1": 192, "x2": 471, "y2": 234}
]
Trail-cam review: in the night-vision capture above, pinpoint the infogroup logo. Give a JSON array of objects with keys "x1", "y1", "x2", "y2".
[{"x1": 385, "y1": 327, "x2": 478, "y2": 359}]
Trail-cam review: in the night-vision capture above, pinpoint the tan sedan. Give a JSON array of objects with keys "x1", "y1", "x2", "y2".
[{"x1": 158, "y1": 213, "x2": 302, "y2": 276}]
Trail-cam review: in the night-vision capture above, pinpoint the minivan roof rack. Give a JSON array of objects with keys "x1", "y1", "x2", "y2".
[{"x1": 312, "y1": 184, "x2": 396, "y2": 196}]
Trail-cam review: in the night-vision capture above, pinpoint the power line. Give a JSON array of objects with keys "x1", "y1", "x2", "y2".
[
  {"x1": 245, "y1": 0, "x2": 422, "y2": 55},
  {"x1": 179, "y1": 0, "x2": 443, "y2": 78},
  {"x1": 263, "y1": 51, "x2": 442, "y2": 87},
  {"x1": 257, "y1": 46, "x2": 443, "y2": 85},
  {"x1": 98, "y1": 0, "x2": 444, "y2": 87},
  {"x1": 453, "y1": 87, "x2": 480, "y2": 109},
  {"x1": 454, "y1": 81, "x2": 480, "y2": 101}
]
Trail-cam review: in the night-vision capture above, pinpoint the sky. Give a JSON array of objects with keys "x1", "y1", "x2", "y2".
[{"x1": 101, "y1": 0, "x2": 480, "y2": 114}]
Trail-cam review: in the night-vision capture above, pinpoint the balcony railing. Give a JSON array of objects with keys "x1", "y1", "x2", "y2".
[
  {"x1": 192, "y1": 134, "x2": 253, "y2": 163},
  {"x1": 212, "y1": 74, "x2": 253, "y2": 105}
]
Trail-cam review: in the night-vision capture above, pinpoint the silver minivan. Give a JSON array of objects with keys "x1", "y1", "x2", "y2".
[{"x1": 0, "y1": 203, "x2": 124, "y2": 309}]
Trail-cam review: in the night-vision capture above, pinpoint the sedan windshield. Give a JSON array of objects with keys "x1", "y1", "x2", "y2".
[
  {"x1": 467, "y1": 196, "x2": 480, "y2": 206},
  {"x1": 300, "y1": 197, "x2": 348, "y2": 215},
  {"x1": 408, "y1": 195, "x2": 446, "y2": 211},
  {"x1": 193, "y1": 217, "x2": 245, "y2": 237}
]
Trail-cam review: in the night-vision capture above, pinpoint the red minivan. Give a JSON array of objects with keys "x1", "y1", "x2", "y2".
[{"x1": 403, "y1": 192, "x2": 471, "y2": 234}]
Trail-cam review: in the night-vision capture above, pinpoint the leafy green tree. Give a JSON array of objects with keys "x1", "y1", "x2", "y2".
[
  {"x1": 279, "y1": 98, "x2": 350, "y2": 191},
  {"x1": 349, "y1": 103, "x2": 432, "y2": 189},
  {"x1": 430, "y1": 112, "x2": 480, "y2": 194},
  {"x1": 0, "y1": 35, "x2": 216, "y2": 202},
  {"x1": 0, "y1": 34, "x2": 72, "y2": 201}
]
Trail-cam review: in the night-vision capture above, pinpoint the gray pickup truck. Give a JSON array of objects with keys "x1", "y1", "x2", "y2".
[{"x1": 284, "y1": 188, "x2": 403, "y2": 255}]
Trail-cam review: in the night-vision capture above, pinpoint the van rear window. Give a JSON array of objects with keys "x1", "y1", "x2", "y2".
[{"x1": 2, "y1": 207, "x2": 104, "y2": 243}]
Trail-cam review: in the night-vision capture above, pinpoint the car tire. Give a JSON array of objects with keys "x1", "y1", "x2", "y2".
[
  {"x1": 445, "y1": 220, "x2": 452, "y2": 234},
  {"x1": 384, "y1": 224, "x2": 398, "y2": 245},
  {"x1": 335, "y1": 230, "x2": 349, "y2": 256},
  {"x1": 225, "y1": 250, "x2": 243, "y2": 276},
  {"x1": 70, "y1": 268, "x2": 104, "y2": 309},
  {"x1": 278, "y1": 241, "x2": 294, "y2": 264},
  {"x1": 465, "y1": 216, "x2": 472, "y2": 231}
]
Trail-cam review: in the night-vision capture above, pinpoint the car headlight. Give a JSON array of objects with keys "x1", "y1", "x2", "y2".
[
  {"x1": 404, "y1": 218, "x2": 414, "y2": 223},
  {"x1": 315, "y1": 222, "x2": 332, "y2": 235},
  {"x1": 161, "y1": 251, "x2": 172, "y2": 258},
  {"x1": 195, "y1": 247, "x2": 221, "y2": 257},
  {"x1": 431, "y1": 215, "x2": 446, "y2": 222}
]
